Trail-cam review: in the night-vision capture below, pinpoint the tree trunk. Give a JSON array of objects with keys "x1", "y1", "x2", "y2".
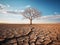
[{"x1": 30, "y1": 19, "x2": 32, "y2": 25}]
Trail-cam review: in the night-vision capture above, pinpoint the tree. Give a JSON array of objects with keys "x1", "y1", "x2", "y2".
[{"x1": 21, "y1": 7, "x2": 41, "y2": 25}]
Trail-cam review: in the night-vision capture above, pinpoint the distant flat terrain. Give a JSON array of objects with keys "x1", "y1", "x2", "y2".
[{"x1": 0, "y1": 24, "x2": 60, "y2": 45}]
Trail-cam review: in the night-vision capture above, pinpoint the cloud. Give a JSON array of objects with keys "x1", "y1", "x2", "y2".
[
  {"x1": 0, "y1": 4, "x2": 11, "y2": 14},
  {"x1": 6, "y1": 11, "x2": 19, "y2": 14},
  {"x1": 20, "y1": 10, "x2": 24, "y2": 12},
  {"x1": 34, "y1": 15, "x2": 60, "y2": 23},
  {"x1": 0, "y1": 4, "x2": 10, "y2": 10},
  {"x1": 0, "y1": 4, "x2": 31, "y2": 15},
  {"x1": 0, "y1": 4, "x2": 6, "y2": 10},
  {"x1": 0, "y1": 4, "x2": 24, "y2": 14},
  {"x1": 7, "y1": 4, "x2": 10, "y2": 7},
  {"x1": 40, "y1": 15, "x2": 60, "y2": 19},
  {"x1": 25, "y1": 5, "x2": 31, "y2": 8}
]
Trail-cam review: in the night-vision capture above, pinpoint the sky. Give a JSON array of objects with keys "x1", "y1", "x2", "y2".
[{"x1": 0, "y1": 0, "x2": 60, "y2": 24}]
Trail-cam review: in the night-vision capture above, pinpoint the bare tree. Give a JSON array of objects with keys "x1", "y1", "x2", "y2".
[{"x1": 21, "y1": 7, "x2": 41, "y2": 25}]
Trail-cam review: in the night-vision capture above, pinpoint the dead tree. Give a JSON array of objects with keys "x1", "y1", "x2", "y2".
[{"x1": 21, "y1": 7, "x2": 41, "y2": 25}]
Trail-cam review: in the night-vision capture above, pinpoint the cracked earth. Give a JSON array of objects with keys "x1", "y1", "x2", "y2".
[{"x1": 0, "y1": 24, "x2": 60, "y2": 45}]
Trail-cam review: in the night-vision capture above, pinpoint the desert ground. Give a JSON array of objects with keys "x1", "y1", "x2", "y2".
[{"x1": 0, "y1": 24, "x2": 60, "y2": 45}]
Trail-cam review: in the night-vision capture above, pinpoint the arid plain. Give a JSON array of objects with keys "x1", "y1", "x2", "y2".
[{"x1": 0, "y1": 24, "x2": 60, "y2": 45}]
